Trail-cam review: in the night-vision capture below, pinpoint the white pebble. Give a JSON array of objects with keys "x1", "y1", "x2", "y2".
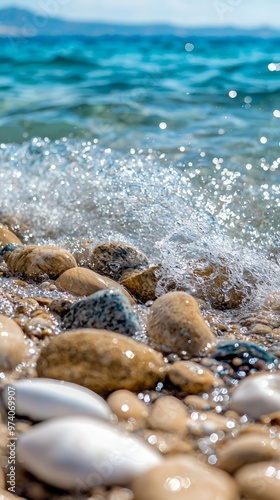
[
  {"x1": 17, "y1": 416, "x2": 162, "y2": 490},
  {"x1": 2, "y1": 379, "x2": 112, "y2": 421},
  {"x1": 230, "y1": 373, "x2": 280, "y2": 419}
]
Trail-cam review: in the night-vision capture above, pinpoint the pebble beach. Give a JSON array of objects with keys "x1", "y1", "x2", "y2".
[{"x1": 0, "y1": 26, "x2": 280, "y2": 500}]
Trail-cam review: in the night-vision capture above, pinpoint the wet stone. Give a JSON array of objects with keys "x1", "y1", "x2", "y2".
[
  {"x1": 235, "y1": 461, "x2": 280, "y2": 500},
  {"x1": 131, "y1": 455, "x2": 239, "y2": 500},
  {"x1": 168, "y1": 360, "x2": 216, "y2": 394},
  {"x1": 121, "y1": 265, "x2": 162, "y2": 303},
  {"x1": 147, "y1": 291, "x2": 216, "y2": 355},
  {"x1": 0, "y1": 314, "x2": 29, "y2": 371},
  {"x1": 56, "y1": 266, "x2": 134, "y2": 303},
  {"x1": 37, "y1": 329, "x2": 167, "y2": 396},
  {"x1": 211, "y1": 340, "x2": 278, "y2": 377},
  {"x1": 140, "y1": 429, "x2": 193, "y2": 455},
  {"x1": 88, "y1": 242, "x2": 149, "y2": 280},
  {"x1": 0, "y1": 223, "x2": 23, "y2": 249},
  {"x1": 147, "y1": 396, "x2": 188, "y2": 433},
  {"x1": 3, "y1": 245, "x2": 77, "y2": 281},
  {"x1": 63, "y1": 288, "x2": 140, "y2": 336},
  {"x1": 230, "y1": 373, "x2": 280, "y2": 419},
  {"x1": 107, "y1": 390, "x2": 149, "y2": 425}
]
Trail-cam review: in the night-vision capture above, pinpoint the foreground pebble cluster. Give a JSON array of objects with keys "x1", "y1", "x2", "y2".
[{"x1": 1, "y1": 221, "x2": 280, "y2": 499}]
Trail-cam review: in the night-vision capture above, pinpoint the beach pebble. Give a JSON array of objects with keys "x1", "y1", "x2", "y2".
[
  {"x1": 131, "y1": 455, "x2": 239, "y2": 500},
  {"x1": 212, "y1": 341, "x2": 278, "y2": 374},
  {"x1": 140, "y1": 429, "x2": 193, "y2": 455},
  {"x1": 107, "y1": 390, "x2": 149, "y2": 425},
  {"x1": 168, "y1": 360, "x2": 216, "y2": 393},
  {"x1": 63, "y1": 288, "x2": 140, "y2": 335},
  {"x1": 235, "y1": 461, "x2": 280, "y2": 500},
  {"x1": 230, "y1": 373, "x2": 280, "y2": 419},
  {"x1": 2, "y1": 378, "x2": 112, "y2": 421},
  {"x1": 3, "y1": 245, "x2": 77, "y2": 280},
  {"x1": 17, "y1": 416, "x2": 162, "y2": 490},
  {"x1": 56, "y1": 266, "x2": 134, "y2": 303},
  {"x1": 0, "y1": 223, "x2": 22, "y2": 249},
  {"x1": 0, "y1": 314, "x2": 28, "y2": 370},
  {"x1": 148, "y1": 396, "x2": 188, "y2": 433},
  {"x1": 217, "y1": 433, "x2": 280, "y2": 473},
  {"x1": 147, "y1": 292, "x2": 216, "y2": 355},
  {"x1": 189, "y1": 259, "x2": 249, "y2": 309},
  {"x1": 121, "y1": 265, "x2": 162, "y2": 303},
  {"x1": 89, "y1": 242, "x2": 149, "y2": 280},
  {"x1": 37, "y1": 329, "x2": 166, "y2": 396}
]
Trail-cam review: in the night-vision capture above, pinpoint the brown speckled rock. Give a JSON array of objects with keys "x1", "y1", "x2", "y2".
[
  {"x1": 0, "y1": 223, "x2": 22, "y2": 248},
  {"x1": 107, "y1": 390, "x2": 149, "y2": 424},
  {"x1": 4, "y1": 245, "x2": 77, "y2": 280},
  {"x1": 147, "y1": 292, "x2": 216, "y2": 355},
  {"x1": 89, "y1": 242, "x2": 149, "y2": 280},
  {"x1": 131, "y1": 456, "x2": 239, "y2": 500},
  {"x1": 56, "y1": 267, "x2": 134, "y2": 304},
  {"x1": 217, "y1": 433, "x2": 280, "y2": 473},
  {"x1": 147, "y1": 396, "x2": 188, "y2": 433},
  {"x1": 0, "y1": 314, "x2": 29, "y2": 371},
  {"x1": 37, "y1": 329, "x2": 167, "y2": 396},
  {"x1": 168, "y1": 360, "x2": 216, "y2": 394},
  {"x1": 121, "y1": 265, "x2": 162, "y2": 303},
  {"x1": 235, "y1": 461, "x2": 280, "y2": 500},
  {"x1": 189, "y1": 259, "x2": 250, "y2": 310}
]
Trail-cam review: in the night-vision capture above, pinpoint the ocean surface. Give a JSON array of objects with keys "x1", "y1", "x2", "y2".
[{"x1": 0, "y1": 35, "x2": 279, "y2": 309}]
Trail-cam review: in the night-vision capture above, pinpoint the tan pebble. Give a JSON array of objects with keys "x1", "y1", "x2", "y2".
[
  {"x1": 239, "y1": 423, "x2": 272, "y2": 436},
  {"x1": 15, "y1": 298, "x2": 39, "y2": 315},
  {"x1": 264, "y1": 292, "x2": 280, "y2": 312},
  {"x1": 131, "y1": 455, "x2": 239, "y2": 500},
  {"x1": 0, "y1": 314, "x2": 29, "y2": 371},
  {"x1": 168, "y1": 360, "x2": 216, "y2": 393},
  {"x1": 56, "y1": 267, "x2": 134, "y2": 304},
  {"x1": 183, "y1": 395, "x2": 212, "y2": 411},
  {"x1": 188, "y1": 412, "x2": 234, "y2": 437},
  {"x1": 4, "y1": 245, "x2": 77, "y2": 280},
  {"x1": 12, "y1": 279, "x2": 28, "y2": 288},
  {"x1": 217, "y1": 433, "x2": 280, "y2": 473},
  {"x1": 89, "y1": 242, "x2": 149, "y2": 280},
  {"x1": 147, "y1": 396, "x2": 188, "y2": 433},
  {"x1": 147, "y1": 292, "x2": 216, "y2": 355},
  {"x1": 248, "y1": 323, "x2": 273, "y2": 335},
  {"x1": 235, "y1": 461, "x2": 280, "y2": 500},
  {"x1": 37, "y1": 329, "x2": 167, "y2": 396},
  {"x1": 189, "y1": 259, "x2": 249, "y2": 309},
  {"x1": 121, "y1": 265, "x2": 162, "y2": 303},
  {"x1": 0, "y1": 223, "x2": 22, "y2": 248},
  {"x1": 140, "y1": 429, "x2": 193, "y2": 455},
  {"x1": 107, "y1": 390, "x2": 149, "y2": 424},
  {"x1": 34, "y1": 297, "x2": 53, "y2": 307},
  {"x1": 26, "y1": 317, "x2": 54, "y2": 337},
  {"x1": 49, "y1": 298, "x2": 74, "y2": 316}
]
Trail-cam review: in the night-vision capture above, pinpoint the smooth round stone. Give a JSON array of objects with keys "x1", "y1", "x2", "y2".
[
  {"x1": 4, "y1": 245, "x2": 77, "y2": 280},
  {"x1": 56, "y1": 267, "x2": 134, "y2": 304},
  {"x1": 148, "y1": 396, "x2": 188, "y2": 433},
  {"x1": 63, "y1": 288, "x2": 140, "y2": 336},
  {"x1": 0, "y1": 314, "x2": 28, "y2": 371},
  {"x1": 217, "y1": 433, "x2": 280, "y2": 473},
  {"x1": 107, "y1": 390, "x2": 149, "y2": 424},
  {"x1": 89, "y1": 242, "x2": 149, "y2": 280},
  {"x1": 131, "y1": 456, "x2": 239, "y2": 500},
  {"x1": 168, "y1": 360, "x2": 216, "y2": 393},
  {"x1": 2, "y1": 378, "x2": 112, "y2": 421},
  {"x1": 0, "y1": 223, "x2": 22, "y2": 248},
  {"x1": 17, "y1": 416, "x2": 162, "y2": 490},
  {"x1": 235, "y1": 461, "x2": 280, "y2": 500},
  {"x1": 230, "y1": 373, "x2": 280, "y2": 419},
  {"x1": 147, "y1": 292, "x2": 216, "y2": 355},
  {"x1": 212, "y1": 341, "x2": 278, "y2": 374},
  {"x1": 37, "y1": 329, "x2": 166, "y2": 396}
]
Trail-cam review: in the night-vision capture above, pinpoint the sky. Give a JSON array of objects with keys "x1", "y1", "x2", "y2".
[{"x1": 1, "y1": 0, "x2": 280, "y2": 27}]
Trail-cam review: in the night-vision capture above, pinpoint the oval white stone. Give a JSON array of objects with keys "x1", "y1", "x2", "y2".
[
  {"x1": 2, "y1": 379, "x2": 112, "y2": 421},
  {"x1": 17, "y1": 416, "x2": 162, "y2": 490},
  {"x1": 230, "y1": 373, "x2": 280, "y2": 419}
]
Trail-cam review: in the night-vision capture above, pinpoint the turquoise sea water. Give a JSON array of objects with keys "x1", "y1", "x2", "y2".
[{"x1": 0, "y1": 35, "x2": 279, "y2": 307}]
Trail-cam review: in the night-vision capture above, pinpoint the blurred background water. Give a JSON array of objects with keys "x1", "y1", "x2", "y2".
[{"x1": 0, "y1": 35, "x2": 279, "y2": 307}]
